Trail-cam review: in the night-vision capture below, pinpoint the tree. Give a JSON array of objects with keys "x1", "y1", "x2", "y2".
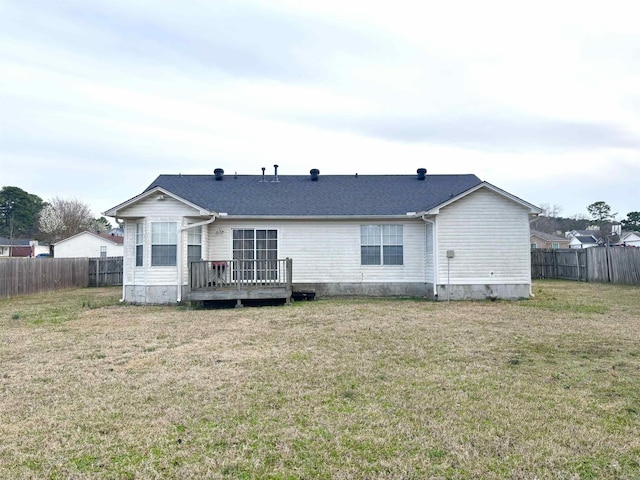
[
  {"x1": 531, "y1": 204, "x2": 562, "y2": 234},
  {"x1": 0, "y1": 186, "x2": 44, "y2": 238},
  {"x1": 91, "y1": 217, "x2": 113, "y2": 233},
  {"x1": 38, "y1": 197, "x2": 94, "y2": 243},
  {"x1": 587, "y1": 201, "x2": 617, "y2": 242},
  {"x1": 621, "y1": 211, "x2": 640, "y2": 231}
]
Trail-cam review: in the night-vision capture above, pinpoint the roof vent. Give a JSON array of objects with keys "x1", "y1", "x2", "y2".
[
  {"x1": 310, "y1": 168, "x2": 320, "y2": 181},
  {"x1": 272, "y1": 164, "x2": 279, "y2": 183},
  {"x1": 417, "y1": 168, "x2": 427, "y2": 180},
  {"x1": 214, "y1": 168, "x2": 224, "y2": 181}
]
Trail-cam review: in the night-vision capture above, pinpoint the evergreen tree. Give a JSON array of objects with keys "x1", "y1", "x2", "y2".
[{"x1": 0, "y1": 186, "x2": 44, "y2": 238}]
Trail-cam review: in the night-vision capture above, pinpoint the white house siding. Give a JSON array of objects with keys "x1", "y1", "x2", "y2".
[
  {"x1": 121, "y1": 196, "x2": 210, "y2": 303},
  {"x1": 205, "y1": 218, "x2": 429, "y2": 297},
  {"x1": 622, "y1": 233, "x2": 640, "y2": 247},
  {"x1": 435, "y1": 188, "x2": 532, "y2": 300},
  {"x1": 54, "y1": 233, "x2": 123, "y2": 258},
  {"x1": 425, "y1": 221, "x2": 435, "y2": 289}
]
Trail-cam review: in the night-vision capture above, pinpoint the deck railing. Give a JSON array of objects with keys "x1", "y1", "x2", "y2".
[{"x1": 189, "y1": 259, "x2": 293, "y2": 291}]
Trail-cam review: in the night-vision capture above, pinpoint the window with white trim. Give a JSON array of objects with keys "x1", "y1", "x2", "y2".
[
  {"x1": 187, "y1": 226, "x2": 202, "y2": 264},
  {"x1": 361, "y1": 225, "x2": 403, "y2": 265},
  {"x1": 151, "y1": 222, "x2": 177, "y2": 266},
  {"x1": 531, "y1": 243, "x2": 537, "y2": 249},
  {"x1": 135, "y1": 223, "x2": 144, "y2": 266},
  {"x1": 552, "y1": 243, "x2": 559, "y2": 249},
  {"x1": 233, "y1": 229, "x2": 278, "y2": 280},
  {"x1": 100, "y1": 246, "x2": 107, "y2": 258}
]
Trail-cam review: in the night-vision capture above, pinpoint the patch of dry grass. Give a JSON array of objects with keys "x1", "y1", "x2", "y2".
[{"x1": 0, "y1": 281, "x2": 639, "y2": 479}]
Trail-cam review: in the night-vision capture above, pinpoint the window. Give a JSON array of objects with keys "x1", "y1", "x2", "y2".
[
  {"x1": 552, "y1": 243, "x2": 560, "y2": 249},
  {"x1": 135, "y1": 223, "x2": 144, "y2": 266},
  {"x1": 531, "y1": 243, "x2": 537, "y2": 249},
  {"x1": 187, "y1": 226, "x2": 202, "y2": 264},
  {"x1": 100, "y1": 246, "x2": 107, "y2": 258},
  {"x1": 361, "y1": 225, "x2": 403, "y2": 265},
  {"x1": 233, "y1": 229, "x2": 278, "y2": 280},
  {"x1": 151, "y1": 222, "x2": 177, "y2": 266}
]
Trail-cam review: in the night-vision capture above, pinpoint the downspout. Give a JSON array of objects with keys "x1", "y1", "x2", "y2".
[
  {"x1": 114, "y1": 216, "x2": 126, "y2": 303},
  {"x1": 420, "y1": 214, "x2": 438, "y2": 298},
  {"x1": 528, "y1": 214, "x2": 538, "y2": 298},
  {"x1": 177, "y1": 213, "x2": 219, "y2": 303}
]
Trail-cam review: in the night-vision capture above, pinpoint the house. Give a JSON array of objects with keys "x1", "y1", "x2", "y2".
[
  {"x1": 569, "y1": 235, "x2": 599, "y2": 249},
  {"x1": 53, "y1": 231, "x2": 124, "y2": 258},
  {"x1": 0, "y1": 238, "x2": 49, "y2": 257},
  {"x1": 619, "y1": 231, "x2": 640, "y2": 247},
  {"x1": 566, "y1": 229, "x2": 600, "y2": 239},
  {"x1": 104, "y1": 168, "x2": 542, "y2": 304},
  {"x1": 530, "y1": 230, "x2": 570, "y2": 249}
]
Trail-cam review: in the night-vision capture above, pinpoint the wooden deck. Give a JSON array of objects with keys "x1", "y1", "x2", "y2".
[{"x1": 187, "y1": 259, "x2": 292, "y2": 305}]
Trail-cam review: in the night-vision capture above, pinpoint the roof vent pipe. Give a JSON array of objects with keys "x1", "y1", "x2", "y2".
[
  {"x1": 214, "y1": 168, "x2": 224, "y2": 181},
  {"x1": 310, "y1": 168, "x2": 320, "y2": 181},
  {"x1": 260, "y1": 167, "x2": 267, "y2": 182},
  {"x1": 272, "y1": 164, "x2": 279, "y2": 183},
  {"x1": 417, "y1": 168, "x2": 427, "y2": 180}
]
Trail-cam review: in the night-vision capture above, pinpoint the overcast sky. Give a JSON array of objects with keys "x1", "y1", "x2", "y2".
[{"x1": 1, "y1": 0, "x2": 639, "y2": 223}]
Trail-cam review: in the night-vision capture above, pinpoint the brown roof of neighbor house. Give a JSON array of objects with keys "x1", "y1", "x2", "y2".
[
  {"x1": 96, "y1": 232, "x2": 124, "y2": 244},
  {"x1": 530, "y1": 230, "x2": 568, "y2": 242}
]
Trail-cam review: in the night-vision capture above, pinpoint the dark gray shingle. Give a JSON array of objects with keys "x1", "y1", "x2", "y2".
[{"x1": 145, "y1": 173, "x2": 482, "y2": 216}]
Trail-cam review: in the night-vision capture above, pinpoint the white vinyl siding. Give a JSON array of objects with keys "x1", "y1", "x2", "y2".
[
  {"x1": 120, "y1": 199, "x2": 210, "y2": 298},
  {"x1": 208, "y1": 220, "x2": 425, "y2": 284},
  {"x1": 53, "y1": 232, "x2": 124, "y2": 258},
  {"x1": 436, "y1": 188, "x2": 531, "y2": 284},
  {"x1": 425, "y1": 221, "x2": 434, "y2": 285}
]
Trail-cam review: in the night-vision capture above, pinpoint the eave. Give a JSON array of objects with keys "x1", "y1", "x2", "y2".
[
  {"x1": 419, "y1": 181, "x2": 542, "y2": 216},
  {"x1": 103, "y1": 187, "x2": 215, "y2": 218}
]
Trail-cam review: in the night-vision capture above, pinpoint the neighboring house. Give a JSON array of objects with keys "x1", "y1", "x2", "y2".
[
  {"x1": 0, "y1": 238, "x2": 49, "y2": 257},
  {"x1": 566, "y1": 229, "x2": 601, "y2": 239},
  {"x1": 53, "y1": 231, "x2": 124, "y2": 258},
  {"x1": 530, "y1": 230, "x2": 570, "y2": 249},
  {"x1": 104, "y1": 168, "x2": 542, "y2": 304},
  {"x1": 0, "y1": 237, "x2": 30, "y2": 257},
  {"x1": 619, "y1": 231, "x2": 640, "y2": 247},
  {"x1": 569, "y1": 235, "x2": 599, "y2": 249}
]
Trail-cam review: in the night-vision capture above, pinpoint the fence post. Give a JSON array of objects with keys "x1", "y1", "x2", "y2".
[{"x1": 583, "y1": 249, "x2": 588, "y2": 282}]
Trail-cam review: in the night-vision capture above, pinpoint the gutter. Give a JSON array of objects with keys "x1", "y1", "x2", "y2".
[
  {"x1": 217, "y1": 214, "x2": 415, "y2": 220},
  {"x1": 176, "y1": 213, "x2": 219, "y2": 303}
]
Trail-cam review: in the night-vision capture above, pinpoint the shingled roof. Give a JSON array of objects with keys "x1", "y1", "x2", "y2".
[{"x1": 143, "y1": 173, "x2": 483, "y2": 216}]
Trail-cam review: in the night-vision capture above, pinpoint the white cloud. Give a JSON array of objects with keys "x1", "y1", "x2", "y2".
[{"x1": 1, "y1": 0, "x2": 639, "y2": 222}]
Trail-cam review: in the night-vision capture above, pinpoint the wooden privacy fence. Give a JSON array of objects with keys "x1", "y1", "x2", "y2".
[
  {"x1": 0, "y1": 256, "x2": 124, "y2": 298},
  {"x1": 0, "y1": 258, "x2": 89, "y2": 298},
  {"x1": 88, "y1": 257, "x2": 123, "y2": 287},
  {"x1": 531, "y1": 247, "x2": 640, "y2": 285}
]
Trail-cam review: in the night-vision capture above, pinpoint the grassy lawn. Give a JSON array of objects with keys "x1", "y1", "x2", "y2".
[{"x1": 1, "y1": 281, "x2": 639, "y2": 479}]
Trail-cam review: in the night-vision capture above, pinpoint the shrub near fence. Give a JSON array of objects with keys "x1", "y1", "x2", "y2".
[
  {"x1": 0, "y1": 258, "x2": 89, "y2": 298},
  {"x1": 531, "y1": 247, "x2": 640, "y2": 285}
]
